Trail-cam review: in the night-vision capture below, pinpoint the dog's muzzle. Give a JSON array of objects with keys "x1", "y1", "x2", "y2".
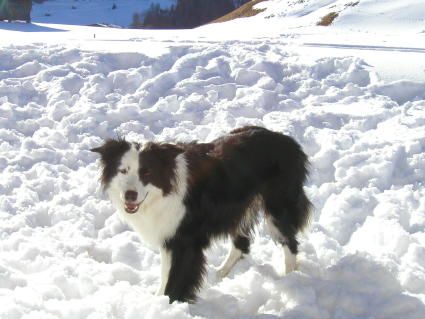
[{"x1": 124, "y1": 192, "x2": 149, "y2": 214}]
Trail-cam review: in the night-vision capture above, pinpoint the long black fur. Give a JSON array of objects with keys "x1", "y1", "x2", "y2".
[
  {"x1": 162, "y1": 126, "x2": 311, "y2": 302},
  {"x1": 93, "y1": 126, "x2": 311, "y2": 303}
]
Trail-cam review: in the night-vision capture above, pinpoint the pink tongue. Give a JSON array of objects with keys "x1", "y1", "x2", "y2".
[{"x1": 126, "y1": 203, "x2": 138, "y2": 210}]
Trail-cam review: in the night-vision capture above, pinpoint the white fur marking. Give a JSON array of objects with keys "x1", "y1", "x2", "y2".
[
  {"x1": 237, "y1": 196, "x2": 260, "y2": 237},
  {"x1": 109, "y1": 145, "x2": 145, "y2": 203},
  {"x1": 216, "y1": 242, "x2": 243, "y2": 279},
  {"x1": 265, "y1": 215, "x2": 284, "y2": 243},
  {"x1": 108, "y1": 152, "x2": 188, "y2": 249},
  {"x1": 156, "y1": 248, "x2": 172, "y2": 296},
  {"x1": 266, "y1": 215, "x2": 298, "y2": 274},
  {"x1": 284, "y1": 245, "x2": 297, "y2": 274}
]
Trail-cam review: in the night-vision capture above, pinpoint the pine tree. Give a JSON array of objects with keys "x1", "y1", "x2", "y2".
[
  {"x1": 140, "y1": 0, "x2": 246, "y2": 29},
  {"x1": 131, "y1": 12, "x2": 143, "y2": 28}
]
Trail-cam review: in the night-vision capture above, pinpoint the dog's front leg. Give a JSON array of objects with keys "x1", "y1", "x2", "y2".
[
  {"x1": 164, "y1": 242, "x2": 206, "y2": 303},
  {"x1": 156, "y1": 247, "x2": 172, "y2": 296}
]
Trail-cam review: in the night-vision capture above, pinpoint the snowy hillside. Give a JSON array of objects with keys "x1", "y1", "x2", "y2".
[
  {"x1": 255, "y1": 0, "x2": 425, "y2": 32},
  {"x1": 1, "y1": 0, "x2": 425, "y2": 318},
  {"x1": 32, "y1": 0, "x2": 176, "y2": 26}
]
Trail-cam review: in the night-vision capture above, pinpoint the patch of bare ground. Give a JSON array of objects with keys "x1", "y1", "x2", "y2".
[
  {"x1": 317, "y1": 11, "x2": 339, "y2": 26},
  {"x1": 317, "y1": 1, "x2": 360, "y2": 26},
  {"x1": 347, "y1": 1, "x2": 360, "y2": 7},
  {"x1": 212, "y1": 0, "x2": 267, "y2": 24}
]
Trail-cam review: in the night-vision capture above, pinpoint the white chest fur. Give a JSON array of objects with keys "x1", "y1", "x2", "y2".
[{"x1": 108, "y1": 154, "x2": 188, "y2": 249}]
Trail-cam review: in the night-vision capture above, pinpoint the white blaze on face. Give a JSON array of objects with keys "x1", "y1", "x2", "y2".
[
  {"x1": 107, "y1": 145, "x2": 188, "y2": 249},
  {"x1": 107, "y1": 144, "x2": 146, "y2": 214}
]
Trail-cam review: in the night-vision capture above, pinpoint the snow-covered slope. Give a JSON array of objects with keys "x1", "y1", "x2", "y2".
[
  {"x1": 255, "y1": 0, "x2": 425, "y2": 33},
  {"x1": 32, "y1": 0, "x2": 176, "y2": 27},
  {"x1": 0, "y1": 1, "x2": 424, "y2": 318}
]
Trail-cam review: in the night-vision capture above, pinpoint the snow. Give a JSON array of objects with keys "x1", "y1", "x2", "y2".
[
  {"x1": 1, "y1": 0, "x2": 425, "y2": 318},
  {"x1": 255, "y1": 0, "x2": 425, "y2": 32},
  {"x1": 32, "y1": 0, "x2": 176, "y2": 27}
]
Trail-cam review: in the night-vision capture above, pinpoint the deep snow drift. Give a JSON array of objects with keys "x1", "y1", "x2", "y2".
[{"x1": 1, "y1": 0, "x2": 425, "y2": 318}]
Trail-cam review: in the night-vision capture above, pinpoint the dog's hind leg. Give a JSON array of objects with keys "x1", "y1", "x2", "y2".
[
  {"x1": 217, "y1": 199, "x2": 259, "y2": 278},
  {"x1": 216, "y1": 235, "x2": 250, "y2": 279},
  {"x1": 261, "y1": 166, "x2": 311, "y2": 273},
  {"x1": 265, "y1": 215, "x2": 298, "y2": 274}
]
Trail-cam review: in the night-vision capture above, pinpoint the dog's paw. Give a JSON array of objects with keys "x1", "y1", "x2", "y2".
[
  {"x1": 155, "y1": 285, "x2": 165, "y2": 296},
  {"x1": 216, "y1": 268, "x2": 229, "y2": 279},
  {"x1": 215, "y1": 266, "x2": 231, "y2": 281},
  {"x1": 285, "y1": 260, "x2": 299, "y2": 274}
]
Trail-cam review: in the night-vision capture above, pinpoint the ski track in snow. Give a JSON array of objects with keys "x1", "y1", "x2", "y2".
[{"x1": 0, "y1": 42, "x2": 424, "y2": 319}]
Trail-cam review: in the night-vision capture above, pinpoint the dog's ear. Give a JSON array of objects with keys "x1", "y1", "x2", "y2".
[
  {"x1": 90, "y1": 146, "x2": 104, "y2": 154},
  {"x1": 90, "y1": 142, "x2": 111, "y2": 156},
  {"x1": 91, "y1": 138, "x2": 128, "y2": 158}
]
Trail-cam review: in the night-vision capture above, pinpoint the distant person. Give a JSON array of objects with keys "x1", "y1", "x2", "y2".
[{"x1": 0, "y1": 0, "x2": 32, "y2": 23}]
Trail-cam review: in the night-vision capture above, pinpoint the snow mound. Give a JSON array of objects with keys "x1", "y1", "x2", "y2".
[{"x1": 0, "y1": 42, "x2": 424, "y2": 318}]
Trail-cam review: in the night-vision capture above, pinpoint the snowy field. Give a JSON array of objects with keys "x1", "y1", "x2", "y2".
[{"x1": 1, "y1": 0, "x2": 425, "y2": 318}]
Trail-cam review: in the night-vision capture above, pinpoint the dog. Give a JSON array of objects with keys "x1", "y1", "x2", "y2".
[{"x1": 91, "y1": 126, "x2": 311, "y2": 302}]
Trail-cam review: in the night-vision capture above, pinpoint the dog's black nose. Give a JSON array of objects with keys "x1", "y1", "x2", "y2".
[{"x1": 125, "y1": 190, "x2": 138, "y2": 202}]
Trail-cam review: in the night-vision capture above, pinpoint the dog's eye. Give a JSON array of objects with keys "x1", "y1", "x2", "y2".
[
  {"x1": 140, "y1": 169, "x2": 150, "y2": 177},
  {"x1": 119, "y1": 168, "x2": 128, "y2": 174}
]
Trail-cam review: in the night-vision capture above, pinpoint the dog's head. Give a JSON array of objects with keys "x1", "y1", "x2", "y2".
[{"x1": 91, "y1": 139, "x2": 184, "y2": 215}]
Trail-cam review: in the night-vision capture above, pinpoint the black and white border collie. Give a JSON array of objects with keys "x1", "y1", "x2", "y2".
[{"x1": 91, "y1": 126, "x2": 311, "y2": 303}]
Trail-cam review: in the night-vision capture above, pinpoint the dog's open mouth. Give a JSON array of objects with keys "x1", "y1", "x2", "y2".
[
  {"x1": 124, "y1": 202, "x2": 140, "y2": 214},
  {"x1": 124, "y1": 192, "x2": 149, "y2": 214}
]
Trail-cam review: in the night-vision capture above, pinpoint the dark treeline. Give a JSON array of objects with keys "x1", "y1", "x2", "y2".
[
  {"x1": 134, "y1": 0, "x2": 250, "y2": 29},
  {"x1": 0, "y1": 0, "x2": 32, "y2": 23}
]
